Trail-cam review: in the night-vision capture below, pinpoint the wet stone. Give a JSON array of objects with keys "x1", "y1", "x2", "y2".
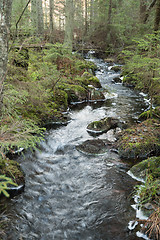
[{"x1": 76, "y1": 139, "x2": 109, "y2": 155}]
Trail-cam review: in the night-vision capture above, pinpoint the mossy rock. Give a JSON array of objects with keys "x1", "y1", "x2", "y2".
[
  {"x1": 58, "y1": 83, "x2": 87, "y2": 104},
  {"x1": 75, "y1": 60, "x2": 97, "y2": 72},
  {"x1": 81, "y1": 72, "x2": 102, "y2": 88},
  {"x1": 76, "y1": 139, "x2": 109, "y2": 155},
  {"x1": 88, "y1": 87, "x2": 105, "y2": 101},
  {"x1": 130, "y1": 156, "x2": 160, "y2": 181},
  {"x1": 122, "y1": 75, "x2": 136, "y2": 88},
  {"x1": 139, "y1": 107, "x2": 160, "y2": 121},
  {"x1": 111, "y1": 66, "x2": 121, "y2": 72},
  {"x1": 104, "y1": 58, "x2": 115, "y2": 63},
  {"x1": 117, "y1": 119, "x2": 160, "y2": 161},
  {"x1": 0, "y1": 159, "x2": 25, "y2": 186},
  {"x1": 54, "y1": 89, "x2": 68, "y2": 110},
  {"x1": 87, "y1": 117, "x2": 119, "y2": 134}
]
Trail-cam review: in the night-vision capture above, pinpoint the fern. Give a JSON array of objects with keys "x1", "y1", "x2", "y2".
[{"x1": 0, "y1": 175, "x2": 17, "y2": 197}]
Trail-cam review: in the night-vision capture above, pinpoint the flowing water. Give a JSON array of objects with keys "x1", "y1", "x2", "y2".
[{"x1": 5, "y1": 55, "x2": 149, "y2": 240}]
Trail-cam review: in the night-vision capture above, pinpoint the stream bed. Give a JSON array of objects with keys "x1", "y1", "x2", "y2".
[{"x1": 5, "y1": 55, "x2": 149, "y2": 240}]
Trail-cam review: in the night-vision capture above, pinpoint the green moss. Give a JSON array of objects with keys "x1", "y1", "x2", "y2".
[
  {"x1": 81, "y1": 72, "x2": 102, "y2": 88},
  {"x1": 87, "y1": 117, "x2": 118, "y2": 133},
  {"x1": 118, "y1": 119, "x2": 160, "y2": 161},
  {"x1": 54, "y1": 89, "x2": 68, "y2": 110},
  {"x1": 58, "y1": 83, "x2": 87, "y2": 103},
  {"x1": 111, "y1": 66, "x2": 121, "y2": 72},
  {"x1": 0, "y1": 159, "x2": 24, "y2": 185},
  {"x1": 131, "y1": 156, "x2": 160, "y2": 179}
]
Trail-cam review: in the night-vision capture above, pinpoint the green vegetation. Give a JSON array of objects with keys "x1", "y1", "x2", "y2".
[
  {"x1": 122, "y1": 33, "x2": 160, "y2": 110},
  {"x1": 135, "y1": 174, "x2": 159, "y2": 206},
  {"x1": 0, "y1": 43, "x2": 102, "y2": 198},
  {"x1": 117, "y1": 119, "x2": 160, "y2": 161},
  {"x1": 0, "y1": 175, "x2": 17, "y2": 198},
  {"x1": 1, "y1": 0, "x2": 160, "y2": 238}
]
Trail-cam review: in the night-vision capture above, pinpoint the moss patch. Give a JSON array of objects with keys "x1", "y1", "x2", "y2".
[
  {"x1": 130, "y1": 156, "x2": 160, "y2": 180},
  {"x1": 117, "y1": 119, "x2": 160, "y2": 161},
  {"x1": 87, "y1": 117, "x2": 119, "y2": 134},
  {"x1": 81, "y1": 72, "x2": 102, "y2": 88},
  {"x1": 57, "y1": 83, "x2": 87, "y2": 103},
  {"x1": 0, "y1": 159, "x2": 24, "y2": 186}
]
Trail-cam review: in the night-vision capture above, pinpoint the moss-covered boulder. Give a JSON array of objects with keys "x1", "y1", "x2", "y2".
[
  {"x1": 76, "y1": 139, "x2": 109, "y2": 155},
  {"x1": 130, "y1": 156, "x2": 160, "y2": 181},
  {"x1": 88, "y1": 86, "x2": 105, "y2": 101},
  {"x1": 122, "y1": 74, "x2": 136, "y2": 88},
  {"x1": 81, "y1": 72, "x2": 102, "y2": 88},
  {"x1": 0, "y1": 159, "x2": 24, "y2": 186},
  {"x1": 54, "y1": 89, "x2": 68, "y2": 110},
  {"x1": 0, "y1": 158, "x2": 25, "y2": 197},
  {"x1": 111, "y1": 66, "x2": 122, "y2": 72},
  {"x1": 58, "y1": 83, "x2": 88, "y2": 104},
  {"x1": 117, "y1": 119, "x2": 160, "y2": 161},
  {"x1": 87, "y1": 117, "x2": 119, "y2": 134}
]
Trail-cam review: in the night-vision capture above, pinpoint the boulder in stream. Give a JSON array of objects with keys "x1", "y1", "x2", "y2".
[
  {"x1": 87, "y1": 117, "x2": 119, "y2": 134},
  {"x1": 88, "y1": 85, "x2": 105, "y2": 101},
  {"x1": 81, "y1": 72, "x2": 102, "y2": 88},
  {"x1": 112, "y1": 77, "x2": 122, "y2": 83},
  {"x1": 76, "y1": 139, "x2": 110, "y2": 155},
  {"x1": 111, "y1": 66, "x2": 122, "y2": 72}
]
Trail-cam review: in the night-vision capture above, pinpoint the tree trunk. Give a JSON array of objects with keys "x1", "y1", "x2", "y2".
[
  {"x1": 31, "y1": 0, "x2": 37, "y2": 33},
  {"x1": 49, "y1": 0, "x2": 54, "y2": 43},
  {"x1": 90, "y1": 0, "x2": 94, "y2": 26},
  {"x1": 143, "y1": 0, "x2": 157, "y2": 23},
  {"x1": 37, "y1": 0, "x2": 44, "y2": 36},
  {"x1": 0, "y1": 0, "x2": 12, "y2": 117},
  {"x1": 108, "y1": 0, "x2": 112, "y2": 24},
  {"x1": 44, "y1": 0, "x2": 48, "y2": 29},
  {"x1": 64, "y1": 0, "x2": 74, "y2": 52},
  {"x1": 154, "y1": 0, "x2": 160, "y2": 31},
  {"x1": 84, "y1": 0, "x2": 88, "y2": 34},
  {"x1": 140, "y1": 0, "x2": 147, "y2": 23}
]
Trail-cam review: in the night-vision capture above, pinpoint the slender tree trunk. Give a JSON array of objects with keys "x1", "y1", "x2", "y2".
[
  {"x1": 84, "y1": 0, "x2": 88, "y2": 34},
  {"x1": 154, "y1": 0, "x2": 160, "y2": 31},
  {"x1": 44, "y1": 0, "x2": 48, "y2": 29},
  {"x1": 0, "y1": 0, "x2": 12, "y2": 117},
  {"x1": 37, "y1": 0, "x2": 44, "y2": 36},
  {"x1": 140, "y1": 0, "x2": 147, "y2": 23},
  {"x1": 143, "y1": 0, "x2": 157, "y2": 23},
  {"x1": 108, "y1": 0, "x2": 112, "y2": 24},
  {"x1": 90, "y1": 0, "x2": 94, "y2": 26},
  {"x1": 49, "y1": 0, "x2": 54, "y2": 43},
  {"x1": 64, "y1": 0, "x2": 74, "y2": 52},
  {"x1": 31, "y1": 0, "x2": 37, "y2": 33}
]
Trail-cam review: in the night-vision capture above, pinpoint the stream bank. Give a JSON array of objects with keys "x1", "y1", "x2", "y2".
[{"x1": 1, "y1": 53, "x2": 156, "y2": 240}]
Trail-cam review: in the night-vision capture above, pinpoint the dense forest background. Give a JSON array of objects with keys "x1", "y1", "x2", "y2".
[{"x1": 8, "y1": 0, "x2": 160, "y2": 51}]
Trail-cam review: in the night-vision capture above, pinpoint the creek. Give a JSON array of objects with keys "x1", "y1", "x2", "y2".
[{"x1": 6, "y1": 54, "x2": 149, "y2": 240}]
